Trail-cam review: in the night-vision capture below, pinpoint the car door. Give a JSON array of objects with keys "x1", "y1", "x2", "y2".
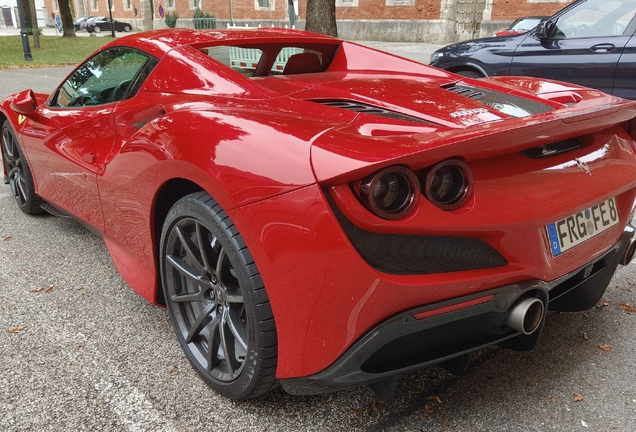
[
  {"x1": 20, "y1": 47, "x2": 156, "y2": 229},
  {"x1": 510, "y1": 0, "x2": 636, "y2": 95}
]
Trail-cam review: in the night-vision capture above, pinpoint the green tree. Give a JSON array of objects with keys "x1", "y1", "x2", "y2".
[{"x1": 305, "y1": 0, "x2": 337, "y2": 37}]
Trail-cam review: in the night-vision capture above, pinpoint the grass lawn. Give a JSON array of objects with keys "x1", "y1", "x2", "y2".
[{"x1": 0, "y1": 36, "x2": 111, "y2": 69}]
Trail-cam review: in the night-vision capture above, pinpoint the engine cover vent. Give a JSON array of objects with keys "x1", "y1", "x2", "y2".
[
  {"x1": 442, "y1": 83, "x2": 554, "y2": 118},
  {"x1": 312, "y1": 100, "x2": 433, "y2": 124}
]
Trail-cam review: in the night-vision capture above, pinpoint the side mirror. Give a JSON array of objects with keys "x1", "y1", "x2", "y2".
[
  {"x1": 10, "y1": 89, "x2": 38, "y2": 116},
  {"x1": 535, "y1": 21, "x2": 552, "y2": 39}
]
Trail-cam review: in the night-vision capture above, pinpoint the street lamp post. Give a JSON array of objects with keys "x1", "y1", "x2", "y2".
[
  {"x1": 15, "y1": 0, "x2": 33, "y2": 61},
  {"x1": 108, "y1": 0, "x2": 116, "y2": 37}
]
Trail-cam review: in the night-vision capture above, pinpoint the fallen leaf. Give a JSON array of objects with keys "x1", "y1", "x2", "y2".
[
  {"x1": 427, "y1": 395, "x2": 442, "y2": 404},
  {"x1": 424, "y1": 404, "x2": 434, "y2": 414},
  {"x1": 44, "y1": 285, "x2": 54, "y2": 293},
  {"x1": 372, "y1": 401, "x2": 380, "y2": 412},
  {"x1": 618, "y1": 302, "x2": 636, "y2": 313},
  {"x1": 169, "y1": 366, "x2": 179, "y2": 373},
  {"x1": 27, "y1": 269, "x2": 37, "y2": 273},
  {"x1": 7, "y1": 325, "x2": 25, "y2": 333},
  {"x1": 76, "y1": 287, "x2": 84, "y2": 291},
  {"x1": 76, "y1": 344, "x2": 84, "y2": 349},
  {"x1": 582, "y1": 313, "x2": 589, "y2": 318},
  {"x1": 598, "y1": 344, "x2": 614, "y2": 351},
  {"x1": 4, "y1": 236, "x2": 12, "y2": 241},
  {"x1": 583, "y1": 332, "x2": 588, "y2": 340},
  {"x1": 600, "y1": 298, "x2": 609, "y2": 307},
  {"x1": 30, "y1": 287, "x2": 45, "y2": 293},
  {"x1": 351, "y1": 408, "x2": 366, "y2": 415},
  {"x1": 574, "y1": 393, "x2": 584, "y2": 402}
]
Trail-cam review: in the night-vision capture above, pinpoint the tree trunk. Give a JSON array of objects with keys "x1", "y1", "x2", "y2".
[
  {"x1": 28, "y1": 0, "x2": 39, "y2": 48},
  {"x1": 58, "y1": 0, "x2": 76, "y2": 37},
  {"x1": 21, "y1": 0, "x2": 32, "y2": 29},
  {"x1": 305, "y1": 0, "x2": 337, "y2": 37}
]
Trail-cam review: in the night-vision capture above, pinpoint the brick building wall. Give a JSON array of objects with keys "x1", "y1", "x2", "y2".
[
  {"x1": 490, "y1": 0, "x2": 570, "y2": 20},
  {"x1": 41, "y1": 0, "x2": 574, "y2": 43}
]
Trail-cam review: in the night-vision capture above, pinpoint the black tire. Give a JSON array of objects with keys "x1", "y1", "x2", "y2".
[
  {"x1": 94, "y1": 26, "x2": 101, "y2": 33},
  {"x1": 160, "y1": 192, "x2": 278, "y2": 399},
  {"x1": 1, "y1": 120, "x2": 43, "y2": 214},
  {"x1": 455, "y1": 70, "x2": 484, "y2": 78},
  {"x1": 124, "y1": 25, "x2": 131, "y2": 32}
]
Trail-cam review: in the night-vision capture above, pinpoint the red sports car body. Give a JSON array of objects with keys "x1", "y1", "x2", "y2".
[{"x1": 3, "y1": 28, "x2": 636, "y2": 399}]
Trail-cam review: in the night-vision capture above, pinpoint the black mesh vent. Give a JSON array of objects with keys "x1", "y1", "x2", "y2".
[
  {"x1": 325, "y1": 191, "x2": 508, "y2": 275},
  {"x1": 442, "y1": 83, "x2": 554, "y2": 118},
  {"x1": 312, "y1": 100, "x2": 433, "y2": 124}
]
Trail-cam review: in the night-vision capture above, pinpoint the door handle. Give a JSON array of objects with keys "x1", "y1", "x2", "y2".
[
  {"x1": 590, "y1": 43, "x2": 615, "y2": 53},
  {"x1": 131, "y1": 106, "x2": 166, "y2": 129}
]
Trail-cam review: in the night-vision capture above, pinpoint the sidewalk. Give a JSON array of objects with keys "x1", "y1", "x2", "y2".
[{"x1": 0, "y1": 27, "x2": 444, "y2": 64}]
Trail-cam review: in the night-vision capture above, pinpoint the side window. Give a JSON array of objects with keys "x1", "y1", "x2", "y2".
[
  {"x1": 553, "y1": 0, "x2": 636, "y2": 39},
  {"x1": 53, "y1": 48, "x2": 154, "y2": 108},
  {"x1": 205, "y1": 46, "x2": 264, "y2": 77}
]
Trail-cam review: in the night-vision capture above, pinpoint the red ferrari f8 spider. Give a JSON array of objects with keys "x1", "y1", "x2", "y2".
[{"x1": 3, "y1": 28, "x2": 636, "y2": 400}]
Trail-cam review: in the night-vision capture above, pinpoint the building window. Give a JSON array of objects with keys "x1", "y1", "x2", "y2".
[
  {"x1": 255, "y1": 0, "x2": 274, "y2": 10},
  {"x1": 189, "y1": 0, "x2": 200, "y2": 9},
  {"x1": 124, "y1": 0, "x2": 132, "y2": 11},
  {"x1": 167, "y1": 0, "x2": 174, "y2": 8},
  {"x1": 336, "y1": 0, "x2": 358, "y2": 6},
  {"x1": 92, "y1": 0, "x2": 98, "y2": 12},
  {"x1": 386, "y1": 0, "x2": 414, "y2": 5},
  {"x1": 53, "y1": 0, "x2": 58, "y2": 11}
]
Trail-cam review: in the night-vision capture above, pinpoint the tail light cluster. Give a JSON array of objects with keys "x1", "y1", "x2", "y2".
[{"x1": 353, "y1": 159, "x2": 473, "y2": 220}]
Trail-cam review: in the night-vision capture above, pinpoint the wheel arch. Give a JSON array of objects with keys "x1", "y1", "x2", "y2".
[
  {"x1": 151, "y1": 177, "x2": 204, "y2": 305},
  {"x1": 446, "y1": 63, "x2": 489, "y2": 78}
]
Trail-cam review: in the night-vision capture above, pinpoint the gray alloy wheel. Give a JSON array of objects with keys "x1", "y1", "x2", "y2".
[
  {"x1": 94, "y1": 26, "x2": 101, "y2": 33},
  {"x1": 160, "y1": 191, "x2": 278, "y2": 399},
  {"x1": 1, "y1": 120, "x2": 42, "y2": 214},
  {"x1": 124, "y1": 25, "x2": 131, "y2": 32}
]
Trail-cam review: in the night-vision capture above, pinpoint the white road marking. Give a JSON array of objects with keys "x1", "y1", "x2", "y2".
[{"x1": 95, "y1": 367, "x2": 176, "y2": 432}]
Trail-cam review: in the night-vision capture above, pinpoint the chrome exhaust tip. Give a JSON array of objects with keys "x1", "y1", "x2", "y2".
[
  {"x1": 620, "y1": 238, "x2": 636, "y2": 266},
  {"x1": 505, "y1": 296, "x2": 545, "y2": 335}
]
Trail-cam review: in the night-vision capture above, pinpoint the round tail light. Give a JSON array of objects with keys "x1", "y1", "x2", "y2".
[
  {"x1": 358, "y1": 166, "x2": 420, "y2": 220},
  {"x1": 423, "y1": 159, "x2": 473, "y2": 210}
]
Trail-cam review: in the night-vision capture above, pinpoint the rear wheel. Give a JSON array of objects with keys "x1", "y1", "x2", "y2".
[
  {"x1": 160, "y1": 192, "x2": 278, "y2": 399},
  {"x1": 455, "y1": 70, "x2": 483, "y2": 78},
  {"x1": 94, "y1": 26, "x2": 101, "y2": 33},
  {"x1": 1, "y1": 120, "x2": 42, "y2": 214}
]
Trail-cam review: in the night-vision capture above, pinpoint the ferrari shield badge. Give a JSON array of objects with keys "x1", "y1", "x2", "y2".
[{"x1": 18, "y1": 114, "x2": 26, "y2": 125}]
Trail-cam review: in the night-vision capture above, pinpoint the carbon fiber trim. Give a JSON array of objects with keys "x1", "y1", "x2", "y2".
[{"x1": 325, "y1": 191, "x2": 508, "y2": 275}]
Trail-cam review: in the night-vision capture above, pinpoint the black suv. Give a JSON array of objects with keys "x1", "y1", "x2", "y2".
[{"x1": 430, "y1": 0, "x2": 636, "y2": 99}]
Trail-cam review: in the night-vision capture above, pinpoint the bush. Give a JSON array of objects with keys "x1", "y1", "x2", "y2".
[
  {"x1": 193, "y1": 8, "x2": 216, "y2": 29},
  {"x1": 165, "y1": 11, "x2": 179, "y2": 28}
]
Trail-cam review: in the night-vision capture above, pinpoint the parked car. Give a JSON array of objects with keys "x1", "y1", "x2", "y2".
[
  {"x1": 83, "y1": 16, "x2": 132, "y2": 33},
  {"x1": 3, "y1": 28, "x2": 636, "y2": 400},
  {"x1": 495, "y1": 16, "x2": 549, "y2": 36},
  {"x1": 73, "y1": 16, "x2": 93, "y2": 31},
  {"x1": 430, "y1": 0, "x2": 636, "y2": 99}
]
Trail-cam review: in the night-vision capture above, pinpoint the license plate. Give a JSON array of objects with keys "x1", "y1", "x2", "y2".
[{"x1": 546, "y1": 198, "x2": 619, "y2": 257}]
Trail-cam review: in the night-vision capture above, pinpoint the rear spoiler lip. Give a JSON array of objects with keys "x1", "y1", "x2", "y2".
[{"x1": 311, "y1": 98, "x2": 636, "y2": 185}]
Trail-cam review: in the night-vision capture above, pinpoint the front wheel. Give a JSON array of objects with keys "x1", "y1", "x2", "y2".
[
  {"x1": 1, "y1": 120, "x2": 42, "y2": 214},
  {"x1": 160, "y1": 192, "x2": 278, "y2": 399},
  {"x1": 123, "y1": 25, "x2": 131, "y2": 32},
  {"x1": 93, "y1": 26, "x2": 101, "y2": 33}
]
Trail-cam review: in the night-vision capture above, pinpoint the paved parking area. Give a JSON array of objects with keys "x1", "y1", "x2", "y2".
[{"x1": 1, "y1": 57, "x2": 636, "y2": 431}]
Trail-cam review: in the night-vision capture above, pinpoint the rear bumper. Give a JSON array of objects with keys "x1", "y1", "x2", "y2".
[{"x1": 280, "y1": 223, "x2": 634, "y2": 395}]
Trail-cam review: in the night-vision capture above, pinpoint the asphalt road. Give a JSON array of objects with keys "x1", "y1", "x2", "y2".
[{"x1": 1, "y1": 61, "x2": 636, "y2": 431}]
